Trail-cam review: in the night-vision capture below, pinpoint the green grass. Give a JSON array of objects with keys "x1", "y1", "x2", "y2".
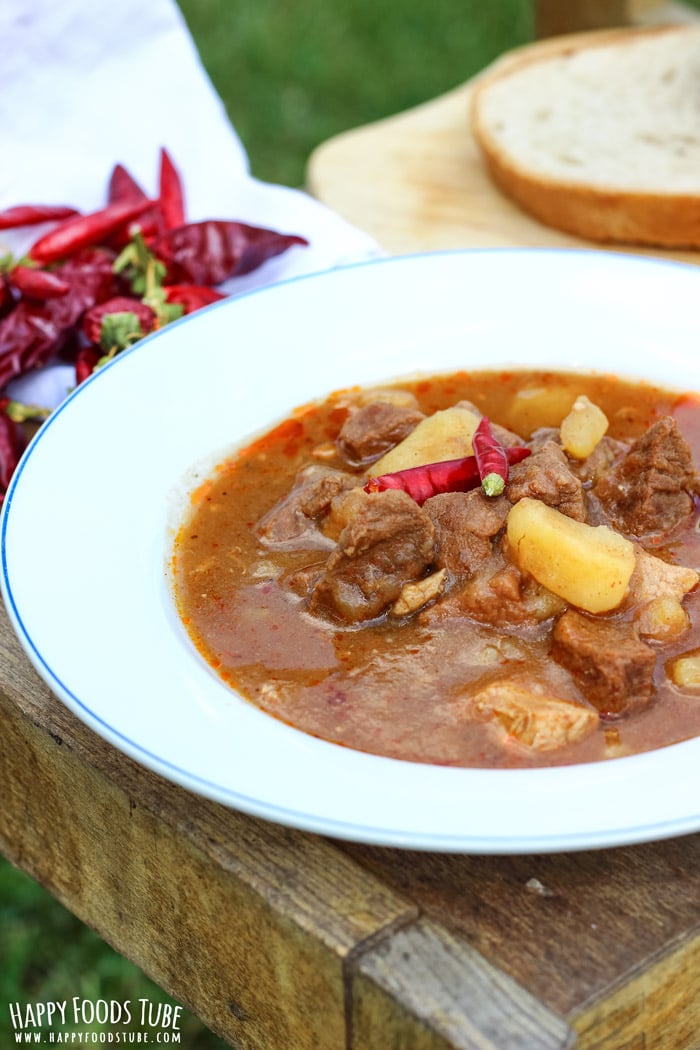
[
  {"x1": 0, "y1": 2, "x2": 526, "y2": 1045},
  {"x1": 0, "y1": 859, "x2": 227, "y2": 1048},
  {"x1": 176, "y1": 0, "x2": 532, "y2": 186}
]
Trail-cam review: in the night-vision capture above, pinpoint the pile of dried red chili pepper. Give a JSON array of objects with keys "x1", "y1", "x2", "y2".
[{"x1": 0, "y1": 147, "x2": 308, "y2": 502}]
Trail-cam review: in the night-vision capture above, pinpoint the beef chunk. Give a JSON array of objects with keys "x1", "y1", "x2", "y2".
[
  {"x1": 507, "y1": 440, "x2": 586, "y2": 521},
  {"x1": 298, "y1": 471, "x2": 356, "y2": 518},
  {"x1": 336, "y1": 401, "x2": 424, "y2": 465},
  {"x1": 310, "y1": 489, "x2": 435, "y2": 622},
  {"x1": 423, "y1": 490, "x2": 509, "y2": 577},
  {"x1": 283, "y1": 562, "x2": 326, "y2": 597},
  {"x1": 551, "y1": 610, "x2": 655, "y2": 716},
  {"x1": 570, "y1": 434, "x2": 629, "y2": 486},
  {"x1": 421, "y1": 548, "x2": 565, "y2": 628},
  {"x1": 255, "y1": 465, "x2": 358, "y2": 550},
  {"x1": 593, "y1": 416, "x2": 698, "y2": 540},
  {"x1": 430, "y1": 488, "x2": 510, "y2": 538}
]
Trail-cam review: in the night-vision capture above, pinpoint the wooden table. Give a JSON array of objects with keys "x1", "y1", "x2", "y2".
[
  {"x1": 5, "y1": 589, "x2": 700, "y2": 1050},
  {"x1": 4, "y1": 32, "x2": 700, "y2": 1050}
]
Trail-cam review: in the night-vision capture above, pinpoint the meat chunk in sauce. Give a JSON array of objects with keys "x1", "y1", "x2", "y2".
[
  {"x1": 551, "y1": 610, "x2": 656, "y2": 716},
  {"x1": 335, "y1": 401, "x2": 425, "y2": 466},
  {"x1": 255, "y1": 465, "x2": 357, "y2": 550},
  {"x1": 507, "y1": 440, "x2": 586, "y2": 521},
  {"x1": 571, "y1": 434, "x2": 629, "y2": 487},
  {"x1": 625, "y1": 548, "x2": 699, "y2": 641},
  {"x1": 423, "y1": 490, "x2": 509, "y2": 577},
  {"x1": 309, "y1": 488, "x2": 436, "y2": 622},
  {"x1": 176, "y1": 368, "x2": 700, "y2": 771},
  {"x1": 421, "y1": 546, "x2": 565, "y2": 628},
  {"x1": 593, "y1": 416, "x2": 698, "y2": 539},
  {"x1": 469, "y1": 676, "x2": 598, "y2": 751}
]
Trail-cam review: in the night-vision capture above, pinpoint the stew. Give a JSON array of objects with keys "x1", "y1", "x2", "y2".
[{"x1": 172, "y1": 369, "x2": 700, "y2": 768}]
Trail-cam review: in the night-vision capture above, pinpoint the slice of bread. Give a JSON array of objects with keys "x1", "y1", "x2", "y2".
[{"x1": 471, "y1": 26, "x2": 700, "y2": 248}]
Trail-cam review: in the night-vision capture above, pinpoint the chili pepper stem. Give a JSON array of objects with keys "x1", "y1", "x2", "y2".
[
  {"x1": 2, "y1": 399, "x2": 51, "y2": 423},
  {"x1": 481, "y1": 472, "x2": 505, "y2": 497}
]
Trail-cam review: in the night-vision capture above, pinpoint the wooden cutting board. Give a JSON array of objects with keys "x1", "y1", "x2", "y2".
[{"x1": 306, "y1": 29, "x2": 700, "y2": 265}]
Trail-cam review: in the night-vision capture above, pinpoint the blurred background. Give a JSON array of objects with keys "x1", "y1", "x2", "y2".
[
  {"x1": 176, "y1": 0, "x2": 531, "y2": 187},
  {"x1": 1, "y1": 1, "x2": 698, "y2": 1047}
]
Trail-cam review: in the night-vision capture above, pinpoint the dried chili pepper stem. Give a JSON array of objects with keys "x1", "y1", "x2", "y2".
[
  {"x1": 0, "y1": 398, "x2": 51, "y2": 423},
  {"x1": 472, "y1": 415, "x2": 512, "y2": 497}
]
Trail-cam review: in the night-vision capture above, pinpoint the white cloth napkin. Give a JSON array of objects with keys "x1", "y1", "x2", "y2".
[{"x1": 0, "y1": 0, "x2": 382, "y2": 407}]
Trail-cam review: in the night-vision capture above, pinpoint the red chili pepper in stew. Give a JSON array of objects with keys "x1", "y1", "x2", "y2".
[
  {"x1": 366, "y1": 455, "x2": 480, "y2": 504},
  {"x1": 158, "y1": 148, "x2": 186, "y2": 230},
  {"x1": 365, "y1": 446, "x2": 531, "y2": 505},
  {"x1": 28, "y1": 198, "x2": 154, "y2": 264},
  {"x1": 0, "y1": 204, "x2": 79, "y2": 230},
  {"x1": 9, "y1": 265, "x2": 70, "y2": 300},
  {"x1": 152, "y1": 220, "x2": 309, "y2": 286},
  {"x1": 472, "y1": 415, "x2": 512, "y2": 497}
]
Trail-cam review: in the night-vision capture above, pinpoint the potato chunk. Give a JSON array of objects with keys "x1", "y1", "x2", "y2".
[
  {"x1": 669, "y1": 650, "x2": 700, "y2": 687},
  {"x1": 368, "y1": 406, "x2": 480, "y2": 477},
  {"x1": 560, "y1": 395, "x2": 609, "y2": 460},
  {"x1": 638, "y1": 597, "x2": 689, "y2": 641},
  {"x1": 506, "y1": 497, "x2": 635, "y2": 613},
  {"x1": 505, "y1": 386, "x2": 577, "y2": 437},
  {"x1": 471, "y1": 677, "x2": 598, "y2": 751}
]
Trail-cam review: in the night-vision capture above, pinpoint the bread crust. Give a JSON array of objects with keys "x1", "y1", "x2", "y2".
[{"x1": 471, "y1": 25, "x2": 700, "y2": 249}]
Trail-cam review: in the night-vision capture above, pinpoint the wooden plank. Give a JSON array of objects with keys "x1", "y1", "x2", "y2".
[
  {"x1": 306, "y1": 30, "x2": 700, "y2": 264},
  {"x1": 350, "y1": 918, "x2": 575, "y2": 1050},
  {"x1": 0, "y1": 602, "x2": 417, "y2": 1049},
  {"x1": 534, "y1": 0, "x2": 628, "y2": 37},
  {"x1": 629, "y1": 0, "x2": 700, "y2": 24},
  {"x1": 575, "y1": 933, "x2": 700, "y2": 1047},
  {"x1": 340, "y1": 842, "x2": 700, "y2": 1047}
]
